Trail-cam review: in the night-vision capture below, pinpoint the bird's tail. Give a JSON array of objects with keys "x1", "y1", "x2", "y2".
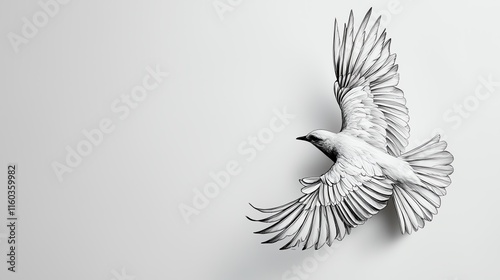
[{"x1": 393, "y1": 135, "x2": 454, "y2": 234}]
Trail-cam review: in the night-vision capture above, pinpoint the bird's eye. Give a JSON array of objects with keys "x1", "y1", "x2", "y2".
[{"x1": 308, "y1": 135, "x2": 321, "y2": 142}]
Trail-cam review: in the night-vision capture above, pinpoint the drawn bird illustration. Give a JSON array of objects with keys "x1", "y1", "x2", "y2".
[{"x1": 248, "y1": 8, "x2": 454, "y2": 250}]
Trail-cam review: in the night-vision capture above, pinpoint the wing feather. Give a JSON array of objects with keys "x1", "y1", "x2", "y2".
[
  {"x1": 333, "y1": 9, "x2": 410, "y2": 156},
  {"x1": 251, "y1": 153, "x2": 394, "y2": 249}
]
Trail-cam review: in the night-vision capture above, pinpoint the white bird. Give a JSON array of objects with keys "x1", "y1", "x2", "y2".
[{"x1": 248, "y1": 8, "x2": 454, "y2": 250}]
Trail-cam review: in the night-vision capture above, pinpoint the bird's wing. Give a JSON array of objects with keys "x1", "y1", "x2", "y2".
[
  {"x1": 333, "y1": 9, "x2": 410, "y2": 156},
  {"x1": 250, "y1": 154, "x2": 393, "y2": 250}
]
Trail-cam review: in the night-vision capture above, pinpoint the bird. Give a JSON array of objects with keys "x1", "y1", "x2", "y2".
[{"x1": 248, "y1": 8, "x2": 454, "y2": 250}]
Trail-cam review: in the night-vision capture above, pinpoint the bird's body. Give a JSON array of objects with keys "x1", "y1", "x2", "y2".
[
  {"x1": 322, "y1": 131, "x2": 420, "y2": 186},
  {"x1": 249, "y1": 8, "x2": 454, "y2": 250}
]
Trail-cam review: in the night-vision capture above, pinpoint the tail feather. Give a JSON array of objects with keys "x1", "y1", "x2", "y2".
[{"x1": 393, "y1": 135, "x2": 454, "y2": 234}]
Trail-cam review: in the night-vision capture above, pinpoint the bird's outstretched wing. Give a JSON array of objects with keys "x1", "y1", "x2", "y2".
[
  {"x1": 334, "y1": 9, "x2": 409, "y2": 156},
  {"x1": 250, "y1": 153, "x2": 393, "y2": 250}
]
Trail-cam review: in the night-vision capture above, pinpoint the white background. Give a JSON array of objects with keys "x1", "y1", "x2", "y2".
[{"x1": 0, "y1": 0, "x2": 499, "y2": 279}]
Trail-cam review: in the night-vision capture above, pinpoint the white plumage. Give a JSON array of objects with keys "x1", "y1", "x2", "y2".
[{"x1": 249, "y1": 9, "x2": 454, "y2": 250}]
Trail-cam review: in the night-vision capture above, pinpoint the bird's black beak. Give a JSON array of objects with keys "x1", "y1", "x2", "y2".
[{"x1": 296, "y1": 135, "x2": 308, "y2": 141}]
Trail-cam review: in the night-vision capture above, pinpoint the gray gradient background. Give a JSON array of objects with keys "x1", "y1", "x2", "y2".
[{"x1": 0, "y1": 0, "x2": 499, "y2": 279}]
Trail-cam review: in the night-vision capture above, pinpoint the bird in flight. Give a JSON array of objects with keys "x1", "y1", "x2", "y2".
[{"x1": 248, "y1": 8, "x2": 454, "y2": 250}]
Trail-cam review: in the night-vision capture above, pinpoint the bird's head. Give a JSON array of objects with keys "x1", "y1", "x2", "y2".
[{"x1": 296, "y1": 130, "x2": 338, "y2": 160}]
